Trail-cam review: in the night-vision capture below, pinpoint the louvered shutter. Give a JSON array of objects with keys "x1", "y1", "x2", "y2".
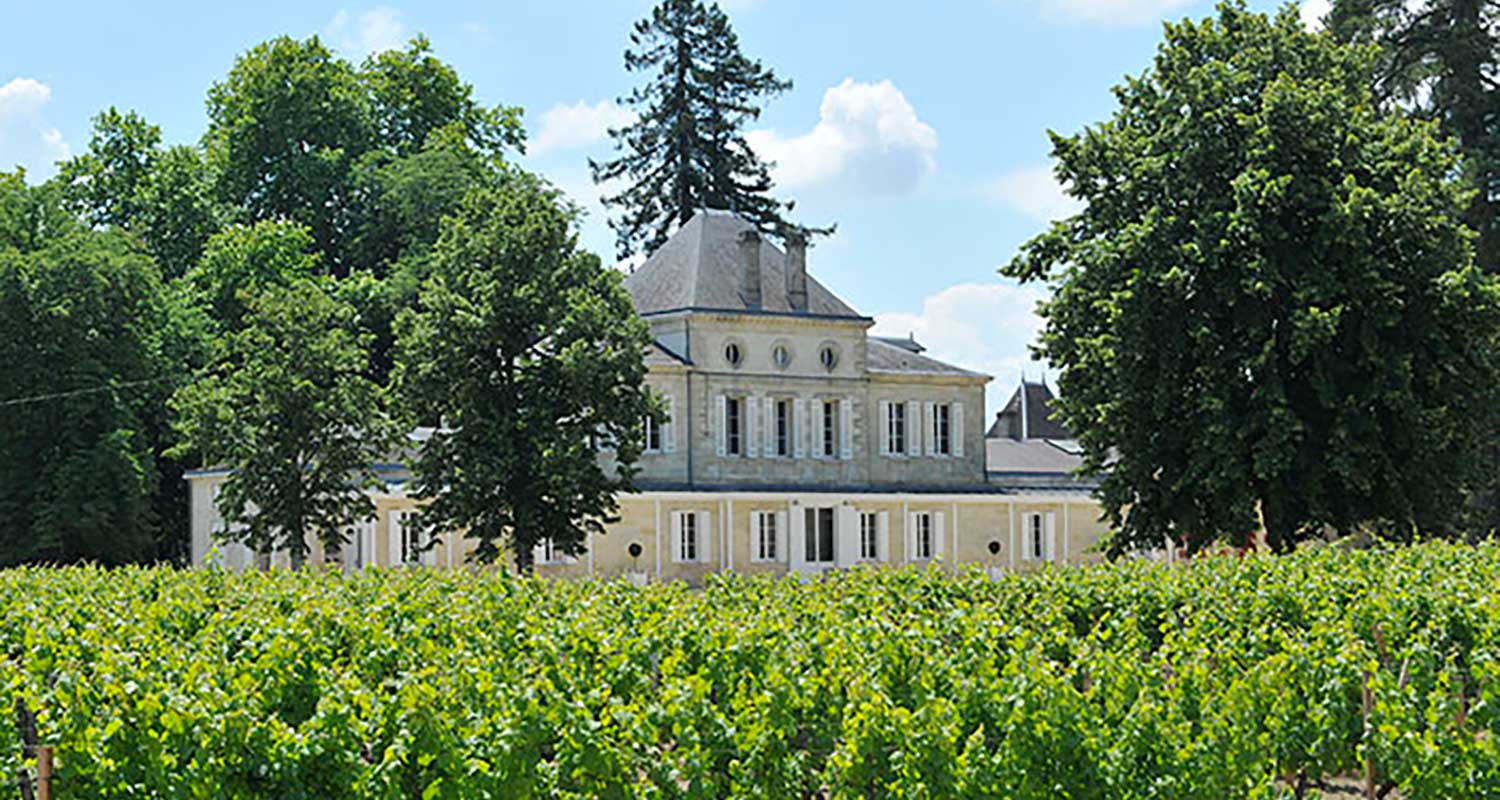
[
  {"x1": 663, "y1": 395, "x2": 676, "y2": 453},
  {"x1": 918, "y1": 399, "x2": 930, "y2": 456},
  {"x1": 876, "y1": 511, "x2": 890, "y2": 561},
  {"x1": 934, "y1": 512, "x2": 946, "y2": 559},
  {"x1": 764, "y1": 396, "x2": 776, "y2": 455},
  {"x1": 906, "y1": 513, "x2": 918, "y2": 561},
  {"x1": 697, "y1": 511, "x2": 712, "y2": 563},
  {"x1": 904, "y1": 401, "x2": 919, "y2": 456},
  {"x1": 746, "y1": 396, "x2": 759, "y2": 458},
  {"x1": 789, "y1": 508, "x2": 806, "y2": 571},
  {"x1": 878, "y1": 400, "x2": 890, "y2": 455},
  {"x1": 775, "y1": 510, "x2": 789, "y2": 563},
  {"x1": 670, "y1": 512, "x2": 684, "y2": 562},
  {"x1": 1044, "y1": 511, "x2": 1057, "y2": 562},
  {"x1": 793, "y1": 399, "x2": 807, "y2": 458},
  {"x1": 839, "y1": 398, "x2": 853, "y2": 460},
  {"x1": 835, "y1": 506, "x2": 859, "y2": 567},
  {"x1": 953, "y1": 402, "x2": 965, "y2": 457}
]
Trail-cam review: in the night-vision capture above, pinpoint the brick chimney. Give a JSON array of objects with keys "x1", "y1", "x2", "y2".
[
  {"x1": 784, "y1": 231, "x2": 808, "y2": 312},
  {"x1": 739, "y1": 229, "x2": 762, "y2": 308}
]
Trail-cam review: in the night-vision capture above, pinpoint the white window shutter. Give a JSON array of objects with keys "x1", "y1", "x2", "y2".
[
  {"x1": 905, "y1": 401, "x2": 919, "y2": 456},
  {"x1": 835, "y1": 506, "x2": 859, "y2": 567},
  {"x1": 1045, "y1": 511, "x2": 1057, "y2": 562},
  {"x1": 697, "y1": 511, "x2": 712, "y2": 563},
  {"x1": 749, "y1": 511, "x2": 762, "y2": 560},
  {"x1": 839, "y1": 398, "x2": 853, "y2": 460},
  {"x1": 746, "y1": 395, "x2": 759, "y2": 458},
  {"x1": 953, "y1": 402, "x2": 965, "y2": 458},
  {"x1": 388, "y1": 511, "x2": 404, "y2": 566},
  {"x1": 934, "y1": 512, "x2": 946, "y2": 559},
  {"x1": 764, "y1": 396, "x2": 776, "y2": 455},
  {"x1": 906, "y1": 513, "x2": 917, "y2": 561},
  {"x1": 775, "y1": 510, "x2": 789, "y2": 563},
  {"x1": 533, "y1": 541, "x2": 548, "y2": 566},
  {"x1": 793, "y1": 399, "x2": 806, "y2": 458},
  {"x1": 715, "y1": 395, "x2": 727, "y2": 457},
  {"x1": 663, "y1": 395, "x2": 676, "y2": 453},
  {"x1": 925, "y1": 401, "x2": 937, "y2": 456},
  {"x1": 878, "y1": 400, "x2": 890, "y2": 455},
  {"x1": 789, "y1": 508, "x2": 806, "y2": 570},
  {"x1": 876, "y1": 511, "x2": 890, "y2": 562}
]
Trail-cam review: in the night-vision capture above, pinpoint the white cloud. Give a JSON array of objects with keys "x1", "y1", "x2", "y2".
[
  {"x1": 980, "y1": 164, "x2": 1083, "y2": 223},
  {"x1": 324, "y1": 7, "x2": 407, "y2": 56},
  {"x1": 0, "y1": 77, "x2": 69, "y2": 181},
  {"x1": 1033, "y1": 0, "x2": 1196, "y2": 25},
  {"x1": 1299, "y1": 0, "x2": 1331, "y2": 30},
  {"x1": 747, "y1": 78, "x2": 938, "y2": 195},
  {"x1": 872, "y1": 281, "x2": 1052, "y2": 412},
  {"x1": 531, "y1": 100, "x2": 635, "y2": 155}
]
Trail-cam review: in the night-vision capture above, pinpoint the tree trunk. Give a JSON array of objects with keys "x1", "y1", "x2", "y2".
[{"x1": 1258, "y1": 483, "x2": 1294, "y2": 555}]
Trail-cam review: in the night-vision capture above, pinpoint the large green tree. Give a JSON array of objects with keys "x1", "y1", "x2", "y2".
[
  {"x1": 592, "y1": 0, "x2": 793, "y2": 258},
  {"x1": 1004, "y1": 3, "x2": 1500, "y2": 554},
  {"x1": 0, "y1": 180, "x2": 191, "y2": 565},
  {"x1": 182, "y1": 220, "x2": 319, "y2": 332},
  {"x1": 392, "y1": 171, "x2": 657, "y2": 571},
  {"x1": 1325, "y1": 0, "x2": 1500, "y2": 271},
  {"x1": 170, "y1": 280, "x2": 393, "y2": 566}
]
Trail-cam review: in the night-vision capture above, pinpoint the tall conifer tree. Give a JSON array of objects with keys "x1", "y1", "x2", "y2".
[{"x1": 592, "y1": 0, "x2": 793, "y2": 258}]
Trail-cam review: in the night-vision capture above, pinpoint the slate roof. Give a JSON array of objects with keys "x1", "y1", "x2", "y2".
[
  {"x1": 988, "y1": 380, "x2": 1072, "y2": 440},
  {"x1": 867, "y1": 338, "x2": 985, "y2": 378},
  {"x1": 623, "y1": 210, "x2": 864, "y2": 318}
]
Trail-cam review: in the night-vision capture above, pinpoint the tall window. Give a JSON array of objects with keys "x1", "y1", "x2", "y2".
[
  {"x1": 676, "y1": 511, "x2": 699, "y2": 562},
  {"x1": 934, "y1": 403, "x2": 952, "y2": 455},
  {"x1": 821, "y1": 400, "x2": 838, "y2": 458},
  {"x1": 888, "y1": 402, "x2": 907, "y2": 455},
  {"x1": 775, "y1": 399, "x2": 792, "y2": 457},
  {"x1": 804, "y1": 507, "x2": 835, "y2": 563},
  {"x1": 726, "y1": 397, "x2": 743, "y2": 456},
  {"x1": 755, "y1": 512, "x2": 778, "y2": 561},
  {"x1": 1027, "y1": 513, "x2": 1045, "y2": 561},
  {"x1": 539, "y1": 537, "x2": 559, "y2": 564},
  {"x1": 643, "y1": 414, "x2": 661, "y2": 452},
  {"x1": 860, "y1": 512, "x2": 879, "y2": 560},
  {"x1": 913, "y1": 513, "x2": 934, "y2": 560}
]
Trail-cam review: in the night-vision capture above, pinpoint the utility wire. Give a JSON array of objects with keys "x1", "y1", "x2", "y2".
[{"x1": 0, "y1": 377, "x2": 172, "y2": 409}]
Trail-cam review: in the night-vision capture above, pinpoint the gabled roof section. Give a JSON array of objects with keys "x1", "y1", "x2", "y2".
[
  {"x1": 867, "y1": 338, "x2": 986, "y2": 378},
  {"x1": 988, "y1": 380, "x2": 1072, "y2": 440},
  {"x1": 623, "y1": 210, "x2": 864, "y2": 319}
]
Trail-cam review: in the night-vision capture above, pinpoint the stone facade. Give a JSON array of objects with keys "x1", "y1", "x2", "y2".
[{"x1": 187, "y1": 210, "x2": 1109, "y2": 580}]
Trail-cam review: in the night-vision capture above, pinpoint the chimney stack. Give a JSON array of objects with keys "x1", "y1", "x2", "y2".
[
  {"x1": 784, "y1": 231, "x2": 808, "y2": 312},
  {"x1": 739, "y1": 229, "x2": 762, "y2": 308}
]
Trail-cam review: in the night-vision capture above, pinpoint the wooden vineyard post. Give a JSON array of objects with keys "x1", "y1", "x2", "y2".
[
  {"x1": 1362, "y1": 669, "x2": 1376, "y2": 800},
  {"x1": 34, "y1": 746, "x2": 51, "y2": 800}
]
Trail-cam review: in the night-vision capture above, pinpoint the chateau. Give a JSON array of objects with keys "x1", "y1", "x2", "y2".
[{"x1": 187, "y1": 211, "x2": 1108, "y2": 578}]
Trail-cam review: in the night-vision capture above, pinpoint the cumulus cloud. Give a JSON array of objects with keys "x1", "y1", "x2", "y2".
[
  {"x1": 531, "y1": 100, "x2": 635, "y2": 155},
  {"x1": 1032, "y1": 0, "x2": 1196, "y2": 25},
  {"x1": 746, "y1": 78, "x2": 938, "y2": 195},
  {"x1": 0, "y1": 77, "x2": 70, "y2": 180},
  {"x1": 872, "y1": 281, "x2": 1052, "y2": 411},
  {"x1": 324, "y1": 7, "x2": 407, "y2": 56},
  {"x1": 980, "y1": 164, "x2": 1083, "y2": 223},
  {"x1": 1299, "y1": 0, "x2": 1332, "y2": 30}
]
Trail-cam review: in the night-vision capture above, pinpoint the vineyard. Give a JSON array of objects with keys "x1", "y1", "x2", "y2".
[{"x1": 1, "y1": 545, "x2": 1498, "y2": 798}]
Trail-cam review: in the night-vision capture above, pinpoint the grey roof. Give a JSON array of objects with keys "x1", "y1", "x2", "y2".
[
  {"x1": 623, "y1": 210, "x2": 864, "y2": 318},
  {"x1": 988, "y1": 380, "x2": 1072, "y2": 440},
  {"x1": 867, "y1": 338, "x2": 986, "y2": 378},
  {"x1": 985, "y1": 437, "x2": 1085, "y2": 474}
]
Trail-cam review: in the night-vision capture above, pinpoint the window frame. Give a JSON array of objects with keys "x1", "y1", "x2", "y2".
[
  {"x1": 726, "y1": 396, "x2": 743, "y2": 456},
  {"x1": 676, "y1": 511, "x2": 699, "y2": 562},
  {"x1": 775, "y1": 398, "x2": 792, "y2": 457},
  {"x1": 914, "y1": 512, "x2": 935, "y2": 560},
  {"x1": 859, "y1": 512, "x2": 879, "y2": 561},
  {"x1": 821, "y1": 399, "x2": 838, "y2": 458},
  {"x1": 643, "y1": 413, "x2": 661, "y2": 453},
  {"x1": 755, "y1": 511, "x2": 778, "y2": 562}
]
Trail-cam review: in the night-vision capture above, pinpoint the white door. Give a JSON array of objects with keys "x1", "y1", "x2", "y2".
[{"x1": 796, "y1": 506, "x2": 838, "y2": 575}]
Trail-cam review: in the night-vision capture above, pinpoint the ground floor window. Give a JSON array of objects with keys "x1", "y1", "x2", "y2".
[
  {"x1": 674, "y1": 511, "x2": 700, "y2": 562},
  {"x1": 805, "y1": 507, "x2": 835, "y2": 563},
  {"x1": 860, "y1": 512, "x2": 879, "y2": 560},
  {"x1": 913, "y1": 512, "x2": 935, "y2": 560},
  {"x1": 754, "y1": 511, "x2": 779, "y2": 562}
]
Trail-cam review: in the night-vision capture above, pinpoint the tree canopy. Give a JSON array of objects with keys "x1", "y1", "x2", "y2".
[
  {"x1": 392, "y1": 171, "x2": 658, "y2": 571},
  {"x1": 592, "y1": 0, "x2": 795, "y2": 258},
  {"x1": 1004, "y1": 2, "x2": 1500, "y2": 554}
]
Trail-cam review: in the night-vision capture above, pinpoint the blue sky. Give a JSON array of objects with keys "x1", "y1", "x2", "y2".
[{"x1": 1, "y1": 0, "x2": 1320, "y2": 413}]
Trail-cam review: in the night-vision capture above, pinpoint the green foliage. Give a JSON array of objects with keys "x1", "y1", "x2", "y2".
[
  {"x1": 0, "y1": 226, "x2": 186, "y2": 565},
  {"x1": 360, "y1": 34, "x2": 524, "y2": 158},
  {"x1": 592, "y1": 0, "x2": 796, "y2": 258},
  {"x1": 182, "y1": 220, "x2": 320, "y2": 332},
  {"x1": 1004, "y1": 3, "x2": 1500, "y2": 554},
  {"x1": 392, "y1": 171, "x2": 657, "y2": 570},
  {"x1": 4, "y1": 546, "x2": 1500, "y2": 797},
  {"x1": 169, "y1": 280, "x2": 395, "y2": 566}
]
